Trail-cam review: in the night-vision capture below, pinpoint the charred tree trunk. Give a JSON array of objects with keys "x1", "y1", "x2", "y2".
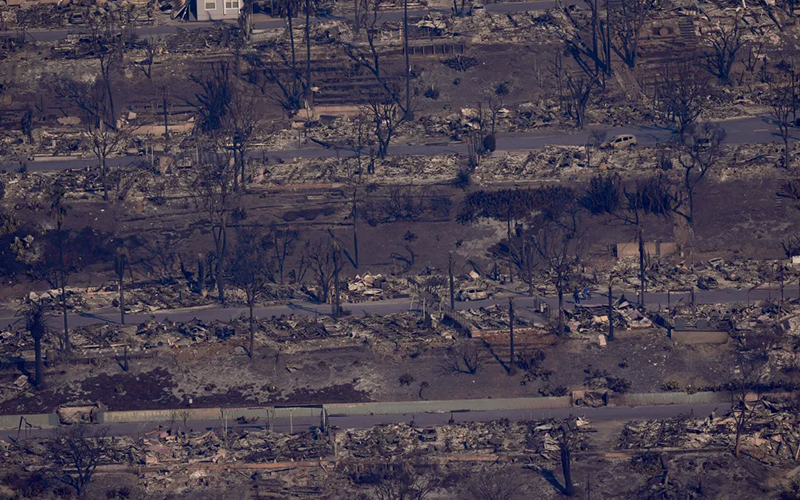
[
  {"x1": 508, "y1": 298, "x2": 515, "y2": 370},
  {"x1": 557, "y1": 286, "x2": 565, "y2": 336},
  {"x1": 103, "y1": 65, "x2": 116, "y2": 132},
  {"x1": 638, "y1": 224, "x2": 645, "y2": 306},
  {"x1": 215, "y1": 223, "x2": 228, "y2": 304},
  {"x1": 34, "y1": 336, "x2": 43, "y2": 388},
  {"x1": 332, "y1": 249, "x2": 340, "y2": 317},
  {"x1": 353, "y1": 0, "x2": 361, "y2": 39},
  {"x1": 448, "y1": 253, "x2": 455, "y2": 310},
  {"x1": 561, "y1": 433, "x2": 575, "y2": 496},
  {"x1": 288, "y1": 9, "x2": 298, "y2": 98},
  {"x1": 57, "y1": 222, "x2": 70, "y2": 353},
  {"x1": 197, "y1": 253, "x2": 205, "y2": 295},
  {"x1": 305, "y1": 0, "x2": 312, "y2": 100},
  {"x1": 232, "y1": 146, "x2": 240, "y2": 192},
  {"x1": 101, "y1": 155, "x2": 109, "y2": 201},
  {"x1": 506, "y1": 211, "x2": 513, "y2": 283},
  {"x1": 119, "y1": 269, "x2": 125, "y2": 325},
  {"x1": 403, "y1": 0, "x2": 412, "y2": 120},
  {"x1": 607, "y1": 283, "x2": 614, "y2": 341},
  {"x1": 734, "y1": 403, "x2": 747, "y2": 458},
  {"x1": 162, "y1": 89, "x2": 170, "y2": 142},
  {"x1": 352, "y1": 189, "x2": 359, "y2": 269}
]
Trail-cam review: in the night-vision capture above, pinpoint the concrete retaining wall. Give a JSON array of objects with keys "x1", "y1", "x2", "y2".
[
  {"x1": 671, "y1": 329, "x2": 730, "y2": 344},
  {"x1": 616, "y1": 241, "x2": 677, "y2": 260},
  {"x1": 614, "y1": 391, "x2": 730, "y2": 406},
  {"x1": 100, "y1": 408, "x2": 222, "y2": 424},
  {"x1": 0, "y1": 413, "x2": 57, "y2": 430},
  {"x1": 0, "y1": 392, "x2": 739, "y2": 429},
  {"x1": 100, "y1": 406, "x2": 322, "y2": 424},
  {"x1": 325, "y1": 396, "x2": 572, "y2": 416}
]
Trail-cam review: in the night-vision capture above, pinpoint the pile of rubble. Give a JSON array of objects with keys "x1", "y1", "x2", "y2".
[
  {"x1": 460, "y1": 304, "x2": 535, "y2": 330},
  {"x1": 65, "y1": 282, "x2": 214, "y2": 313},
  {"x1": 0, "y1": 308, "x2": 458, "y2": 363},
  {"x1": 344, "y1": 273, "x2": 391, "y2": 302},
  {"x1": 258, "y1": 315, "x2": 336, "y2": 343},
  {"x1": 66, "y1": 318, "x2": 225, "y2": 351},
  {"x1": 612, "y1": 257, "x2": 781, "y2": 293},
  {"x1": 0, "y1": 316, "x2": 257, "y2": 360},
  {"x1": 344, "y1": 272, "x2": 461, "y2": 303},
  {"x1": 0, "y1": 322, "x2": 59, "y2": 357},
  {"x1": 137, "y1": 427, "x2": 332, "y2": 465},
  {"x1": 619, "y1": 399, "x2": 800, "y2": 463},
  {"x1": 566, "y1": 294, "x2": 651, "y2": 335},
  {"x1": 470, "y1": 140, "x2": 782, "y2": 185},
  {"x1": 451, "y1": 8, "x2": 561, "y2": 44},
  {"x1": 23, "y1": 288, "x2": 87, "y2": 313},
  {"x1": 13, "y1": 427, "x2": 331, "y2": 470},
  {"x1": 336, "y1": 418, "x2": 590, "y2": 460},
  {"x1": 260, "y1": 153, "x2": 462, "y2": 186},
  {"x1": 666, "y1": 297, "x2": 800, "y2": 343},
  {"x1": 163, "y1": 26, "x2": 242, "y2": 54},
  {"x1": 346, "y1": 311, "x2": 454, "y2": 349}
]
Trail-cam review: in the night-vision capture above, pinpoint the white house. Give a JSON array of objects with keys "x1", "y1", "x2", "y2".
[{"x1": 190, "y1": 0, "x2": 242, "y2": 21}]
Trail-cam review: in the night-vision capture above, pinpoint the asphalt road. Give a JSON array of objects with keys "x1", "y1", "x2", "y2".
[
  {"x1": 5, "y1": 115, "x2": 791, "y2": 173},
  {"x1": 0, "y1": 285, "x2": 794, "y2": 331},
  {"x1": 0, "y1": 1, "x2": 568, "y2": 42},
  {"x1": 0, "y1": 401, "x2": 719, "y2": 441}
]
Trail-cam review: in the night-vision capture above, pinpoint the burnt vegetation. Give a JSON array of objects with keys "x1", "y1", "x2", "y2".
[{"x1": 1, "y1": 0, "x2": 800, "y2": 498}]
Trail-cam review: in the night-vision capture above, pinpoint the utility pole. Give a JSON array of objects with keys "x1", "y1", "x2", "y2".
[
  {"x1": 508, "y1": 297, "x2": 515, "y2": 372},
  {"x1": 352, "y1": 187, "x2": 359, "y2": 269},
  {"x1": 332, "y1": 244, "x2": 340, "y2": 318},
  {"x1": 115, "y1": 248, "x2": 128, "y2": 325},
  {"x1": 448, "y1": 252, "x2": 455, "y2": 310},
  {"x1": 607, "y1": 283, "x2": 614, "y2": 341},
  {"x1": 161, "y1": 85, "x2": 170, "y2": 143},
  {"x1": 780, "y1": 266, "x2": 785, "y2": 326},
  {"x1": 638, "y1": 226, "x2": 645, "y2": 306},
  {"x1": 605, "y1": 0, "x2": 611, "y2": 75},
  {"x1": 403, "y1": 0, "x2": 413, "y2": 120}
]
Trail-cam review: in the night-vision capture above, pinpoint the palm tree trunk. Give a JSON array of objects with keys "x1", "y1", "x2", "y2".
[
  {"x1": 562, "y1": 443, "x2": 575, "y2": 496},
  {"x1": 119, "y1": 270, "x2": 125, "y2": 325},
  {"x1": 508, "y1": 299, "x2": 514, "y2": 369},
  {"x1": 249, "y1": 301, "x2": 254, "y2": 358},
  {"x1": 288, "y1": 9, "x2": 297, "y2": 98},
  {"x1": 403, "y1": 0, "x2": 411, "y2": 118},
  {"x1": 638, "y1": 224, "x2": 645, "y2": 306}
]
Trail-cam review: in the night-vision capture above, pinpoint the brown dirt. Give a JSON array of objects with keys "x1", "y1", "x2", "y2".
[
  {"x1": 0, "y1": 368, "x2": 179, "y2": 413},
  {"x1": 269, "y1": 384, "x2": 372, "y2": 405}
]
